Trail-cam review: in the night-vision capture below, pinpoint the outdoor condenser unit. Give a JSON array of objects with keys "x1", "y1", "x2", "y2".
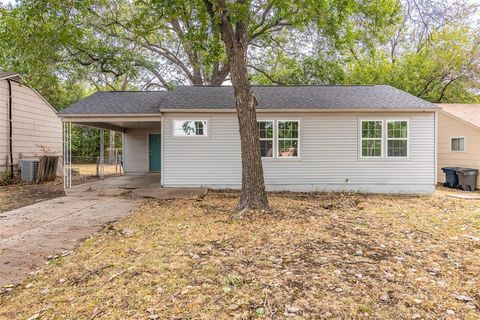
[{"x1": 20, "y1": 159, "x2": 39, "y2": 182}]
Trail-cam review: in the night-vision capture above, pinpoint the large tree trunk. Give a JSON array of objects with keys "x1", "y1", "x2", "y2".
[{"x1": 218, "y1": 9, "x2": 269, "y2": 210}]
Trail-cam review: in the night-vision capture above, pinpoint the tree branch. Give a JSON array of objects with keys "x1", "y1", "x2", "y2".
[
  {"x1": 249, "y1": 20, "x2": 290, "y2": 42},
  {"x1": 170, "y1": 18, "x2": 203, "y2": 84},
  {"x1": 248, "y1": 64, "x2": 286, "y2": 85},
  {"x1": 436, "y1": 76, "x2": 461, "y2": 102}
]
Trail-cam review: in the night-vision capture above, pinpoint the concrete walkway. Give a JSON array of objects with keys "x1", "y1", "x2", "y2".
[
  {"x1": 0, "y1": 175, "x2": 207, "y2": 287},
  {"x1": 65, "y1": 174, "x2": 207, "y2": 199},
  {"x1": 0, "y1": 195, "x2": 141, "y2": 287}
]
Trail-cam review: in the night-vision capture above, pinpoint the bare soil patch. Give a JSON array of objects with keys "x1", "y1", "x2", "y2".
[
  {"x1": 1, "y1": 190, "x2": 479, "y2": 319},
  {"x1": 0, "y1": 174, "x2": 126, "y2": 214},
  {"x1": 0, "y1": 183, "x2": 65, "y2": 213}
]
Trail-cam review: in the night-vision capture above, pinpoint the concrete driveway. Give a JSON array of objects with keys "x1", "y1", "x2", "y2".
[{"x1": 0, "y1": 175, "x2": 207, "y2": 287}]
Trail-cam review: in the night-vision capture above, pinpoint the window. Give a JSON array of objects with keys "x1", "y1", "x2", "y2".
[
  {"x1": 256, "y1": 120, "x2": 300, "y2": 159},
  {"x1": 451, "y1": 137, "x2": 465, "y2": 152},
  {"x1": 361, "y1": 120, "x2": 382, "y2": 157},
  {"x1": 258, "y1": 121, "x2": 273, "y2": 157},
  {"x1": 277, "y1": 121, "x2": 299, "y2": 157},
  {"x1": 173, "y1": 120, "x2": 207, "y2": 136},
  {"x1": 387, "y1": 120, "x2": 408, "y2": 157}
]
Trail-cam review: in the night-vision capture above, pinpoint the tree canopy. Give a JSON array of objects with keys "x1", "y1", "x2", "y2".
[
  {"x1": 1, "y1": 0, "x2": 478, "y2": 106},
  {"x1": 0, "y1": 1, "x2": 398, "y2": 102},
  {"x1": 250, "y1": 0, "x2": 480, "y2": 103}
]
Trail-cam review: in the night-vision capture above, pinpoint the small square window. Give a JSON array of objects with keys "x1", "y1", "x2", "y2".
[
  {"x1": 388, "y1": 140, "x2": 408, "y2": 157},
  {"x1": 259, "y1": 140, "x2": 273, "y2": 157},
  {"x1": 388, "y1": 121, "x2": 408, "y2": 138},
  {"x1": 362, "y1": 121, "x2": 382, "y2": 139},
  {"x1": 278, "y1": 139, "x2": 298, "y2": 157},
  {"x1": 278, "y1": 121, "x2": 299, "y2": 139},
  {"x1": 258, "y1": 121, "x2": 273, "y2": 139},
  {"x1": 451, "y1": 137, "x2": 465, "y2": 152},
  {"x1": 362, "y1": 139, "x2": 382, "y2": 157}
]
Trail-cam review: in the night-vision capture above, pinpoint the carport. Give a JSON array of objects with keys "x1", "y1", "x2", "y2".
[{"x1": 59, "y1": 91, "x2": 166, "y2": 188}]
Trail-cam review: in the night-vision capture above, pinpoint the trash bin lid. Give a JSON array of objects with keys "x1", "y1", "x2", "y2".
[
  {"x1": 456, "y1": 168, "x2": 479, "y2": 175},
  {"x1": 442, "y1": 167, "x2": 462, "y2": 172}
]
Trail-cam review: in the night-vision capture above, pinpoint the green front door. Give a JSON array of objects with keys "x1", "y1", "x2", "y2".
[{"x1": 149, "y1": 134, "x2": 161, "y2": 172}]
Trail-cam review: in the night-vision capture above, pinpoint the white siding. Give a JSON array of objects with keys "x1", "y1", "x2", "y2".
[
  {"x1": 123, "y1": 127, "x2": 160, "y2": 175},
  {"x1": 162, "y1": 112, "x2": 436, "y2": 193},
  {"x1": 0, "y1": 80, "x2": 62, "y2": 174}
]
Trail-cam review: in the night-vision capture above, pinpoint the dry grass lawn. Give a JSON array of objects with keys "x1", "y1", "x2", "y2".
[
  {"x1": 1, "y1": 189, "x2": 479, "y2": 319},
  {"x1": 72, "y1": 164, "x2": 122, "y2": 176}
]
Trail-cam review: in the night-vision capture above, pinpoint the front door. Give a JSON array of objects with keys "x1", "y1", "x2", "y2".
[{"x1": 149, "y1": 134, "x2": 161, "y2": 172}]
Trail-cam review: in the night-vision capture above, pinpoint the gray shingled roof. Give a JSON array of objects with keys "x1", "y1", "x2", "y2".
[
  {"x1": 59, "y1": 91, "x2": 167, "y2": 114},
  {"x1": 60, "y1": 85, "x2": 438, "y2": 115},
  {"x1": 159, "y1": 85, "x2": 438, "y2": 110}
]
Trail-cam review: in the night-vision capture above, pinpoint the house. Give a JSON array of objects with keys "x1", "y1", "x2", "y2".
[
  {"x1": 0, "y1": 72, "x2": 62, "y2": 176},
  {"x1": 437, "y1": 104, "x2": 480, "y2": 188},
  {"x1": 59, "y1": 85, "x2": 439, "y2": 193}
]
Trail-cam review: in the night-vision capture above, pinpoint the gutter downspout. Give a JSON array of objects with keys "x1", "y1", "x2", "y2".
[{"x1": 6, "y1": 79, "x2": 13, "y2": 178}]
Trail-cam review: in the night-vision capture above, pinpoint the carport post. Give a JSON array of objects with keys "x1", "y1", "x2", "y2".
[
  {"x1": 63, "y1": 121, "x2": 72, "y2": 188},
  {"x1": 99, "y1": 128, "x2": 104, "y2": 180}
]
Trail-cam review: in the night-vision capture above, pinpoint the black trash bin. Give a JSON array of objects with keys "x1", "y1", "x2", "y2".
[
  {"x1": 442, "y1": 167, "x2": 461, "y2": 188},
  {"x1": 456, "y1": 168, "x2": 479, "y2": 191}
]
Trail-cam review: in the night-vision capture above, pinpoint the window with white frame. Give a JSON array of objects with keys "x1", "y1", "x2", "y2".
[
  {"x1": 450, "y1": 137, "x2": 465, "y2": 152},
  {"x1": 257, "y1": 121, "x2": 273, "y2": 157},
  {"x1": 173, "y1": 120, "x2": 208, "y2": 136},
  {"x1": 387, "y1": 120, "x2": 408, "y2": 157},
  {"x1": 277, "y1": 121, "x2": 299, "y2": 158},
  {"x1": 361, "y1": 120, "x2": 382, "y2": 157}
]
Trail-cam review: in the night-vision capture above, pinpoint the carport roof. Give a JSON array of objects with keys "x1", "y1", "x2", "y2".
[
  {"x1": 59, "y1": 91, "x2": 167, "y2": 115},
  {"x1": 59, "y1": 85, "x2": 438, "y2": 116}
]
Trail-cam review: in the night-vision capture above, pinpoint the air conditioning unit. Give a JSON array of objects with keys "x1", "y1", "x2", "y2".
[{"x1": 20, "y1": 159, "x2": 39, "y2": 182}]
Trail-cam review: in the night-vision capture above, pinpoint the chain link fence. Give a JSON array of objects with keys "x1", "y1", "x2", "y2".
[{"x1": 70, "y1": 154, "x2": 123, "y2": 177}]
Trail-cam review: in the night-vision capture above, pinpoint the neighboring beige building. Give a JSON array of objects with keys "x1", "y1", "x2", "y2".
[
  {"x1": 0, "y1": 72, "x2": 62, "y2": 176},
  {"x1": 437, "y1": 104, "x2": 480, "y2": 188}
]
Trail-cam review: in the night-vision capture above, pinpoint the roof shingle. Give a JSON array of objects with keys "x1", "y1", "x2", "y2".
[
  {"x1": 60, "y1": 85, "x2": 438, "y2": 115},
  {"x1": 159, "y1": 85, "x2": 437, "y2": 110}
]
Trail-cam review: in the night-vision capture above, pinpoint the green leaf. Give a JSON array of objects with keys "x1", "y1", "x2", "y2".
[
  {"x1": 222, "y1": 286, "x2": 231, "y2": 294},
  {"x1": 255, "y1": 307, "x2": 265, "y2": 315}
]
